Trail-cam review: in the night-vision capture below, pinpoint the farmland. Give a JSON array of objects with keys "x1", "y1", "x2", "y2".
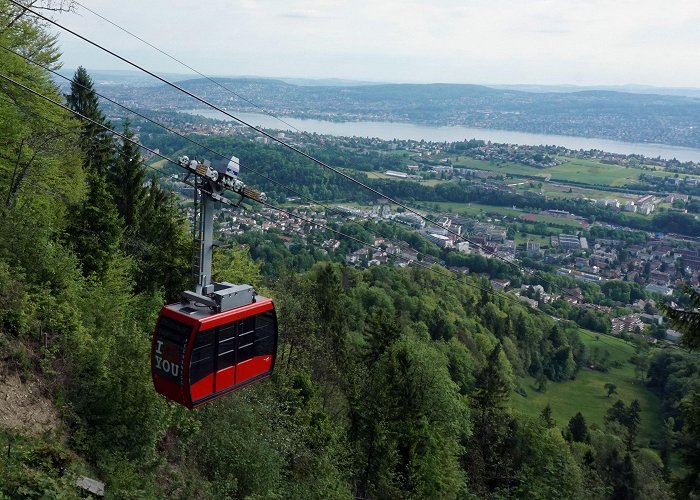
[{"x1": 453, "y1": 156, "x2": 700, "y2": 188}]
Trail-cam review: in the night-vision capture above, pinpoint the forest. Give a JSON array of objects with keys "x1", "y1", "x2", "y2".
[{"x1": 1, "y1": 3, "x2": 700, "y2": 498}]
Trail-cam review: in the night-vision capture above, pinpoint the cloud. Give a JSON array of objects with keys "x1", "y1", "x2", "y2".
[
  {"x1": 52, "y1": 0, "x2": 700, "y2": 87},
  {"x1": 278, "y1": 10, "x2": 330, "y2": 20}
]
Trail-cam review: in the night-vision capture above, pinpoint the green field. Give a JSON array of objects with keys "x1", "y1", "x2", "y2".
[
  {"x1": 514, "y1": 233, "x2": 550, "y2": 246},
  {"x1": 511, "y1": 331, "x2": 664, "y2": 447},
  {"x1": 149, "y1": 158, "x2": 168, "y2": 169},
  {"x1": 430, "y1": 201, "x2": 522, "y2": 217},
  {"x1": 522, "y1": 183, "x2": 638, "y2": 203},
  {"x1": 428, "y1": 201, "x2": 585, "y2": 230},
  {"x1": 365, "y1": 172, "x2": 395, "y2": 180},
  {"x1": 532, "y1": 214, "x2": 584, "y2": 227},
  {"x1": 364, "y1": 172, "x2": 448, "y2": 187},
  {"x1": 454, "y1": 156, "x2": 700, "y2": 188}
]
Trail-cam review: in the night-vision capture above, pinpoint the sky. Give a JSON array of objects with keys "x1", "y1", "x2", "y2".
[{"x1": 51, "y1": 0, "x2": 700, "y2": 87}]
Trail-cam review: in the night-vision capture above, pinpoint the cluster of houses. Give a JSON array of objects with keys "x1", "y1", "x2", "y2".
[
  {"x1": 544, "y1": 231, "x2": 700, "y2": 291},
  {"x1": 595, "y1": 194, "x2": 658, "y2": 215},
  {"x1": 345, "y1": 238, "x2": 425, "y2": 268}
]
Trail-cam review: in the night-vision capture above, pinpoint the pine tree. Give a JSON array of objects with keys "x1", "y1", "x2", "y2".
[
  {"x1": 466, "y1": 343, "x2": 515, "y2": 494},
  {"x1": 540, "y1": 403, "x2": 556, "y2": 429},
  {"x1": 567, "y1": 412, "x2": 589, "y2": 443},
  {"x1": 611, "y1": 452, "x2": 636, "y2": 500},
  {"x1": 363, "y1": 308, "x2": 401, "y2": 366},
  {"x1": 132, "y1": 178, "x2": 190, "y2": 300},
  {"x1": 314, "y1": 263, "x2": 347, "y2": 363},
  {"x1": 66, "y1": 66, "x2": 114, "y2": 176},
  {"x1": 69, "y1": 171, "x2": 122, "y2": 279},
  {"x1": 471, "y1": 343, "x2": 511, "y2": 411},
  {"x1": 626, "y1": 400, "x2": 641, "y2": 451},
  {"x1": 110, "y1": 120, "x2": 146, "y2": 230},
  {"x1": 64, "y1": 66, "x2": 123, "y2": 279}
]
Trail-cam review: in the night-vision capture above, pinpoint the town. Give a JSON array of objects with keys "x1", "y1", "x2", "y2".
[
  {"x1": 125, "y1": 107, "x2": 700, "y2": 346},
  {"x1": 166, "y1": 178, "x2": 698, "y2": 348}
]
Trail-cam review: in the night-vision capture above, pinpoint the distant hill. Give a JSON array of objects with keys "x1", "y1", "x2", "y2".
[
  {"x1": 86, "y1": 75, "x2": 700, "y2": 148},
  {"x1": 492, "y1": 83, "x2": 700, "y2": 99}
]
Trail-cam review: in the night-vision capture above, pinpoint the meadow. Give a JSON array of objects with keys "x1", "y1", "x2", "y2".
[{"x1": 511, "y1": 331, "x2": 664, "y2": 446}]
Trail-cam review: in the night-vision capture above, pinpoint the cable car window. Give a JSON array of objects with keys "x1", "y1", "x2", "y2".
[
  {"x1": 255, "y1": 311, "x2": 275, "y2": 356},
  {"x1": 153, "y1": 316, "x2": 189, "y2": 385},
  {"x1": 190, "y1": 329, "x2": 214, "y2": 384},
  {"x1": 235, "y1": 316, "x2": 254, "y2": 362},
  {"x1": 218, "y1": 322, "x2": 237, "y2": 369},
  {"x1": 242, "y1": 316, "x2": 255, "y2": 334},
  {"x1": 237, "y1": 335, "x2": 255, "y2": 363}
]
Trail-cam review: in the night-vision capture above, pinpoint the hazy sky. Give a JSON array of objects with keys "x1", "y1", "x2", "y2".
[{"x1": 52, "y1": 0, "x2": 700, "y2": 87}]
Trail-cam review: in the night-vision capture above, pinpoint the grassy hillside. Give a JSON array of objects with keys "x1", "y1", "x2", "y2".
[{"x1": 511, "y1": 330, "x2": 664, "y2": 446}]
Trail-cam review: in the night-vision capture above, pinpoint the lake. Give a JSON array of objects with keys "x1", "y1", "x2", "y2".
[{"x1": 184, "y1": 109, "x2": 700, "y2": 163}]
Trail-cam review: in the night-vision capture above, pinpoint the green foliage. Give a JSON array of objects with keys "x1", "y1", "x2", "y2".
[
  {"x1": 660, "y1": 285, "x2": 700, "y2": 350},
  {"x1": 212, "y1": 244, "x2": 263, "y2": 289},
  {"x1": 540, "y1": 403, "x2": 556, "y2": 429},
  {"x1": 0, "y1": 432, "x2": 78, "y2": 499},
  {"x1": 605, "y1": 399, "x2": 641, "y2": 450},
  {"x1": 131, "y1": 178, "x2": 190, "y2": 300},
  {"x1": 676, "y1": 393, "x2": 700, "y2": 497},
  {"x1": 355, "y1": 335, "x2": 470, "y2": 499},
  {"x1": 0, "y1": 11, "x2": 682, "y2": 497},
  {"x1": 512, "y1": 418, "x2": 583, "y2": 499},
  {"x1": 567, "y1": 412, "x2": 590, "y2": 443},
  {"x1": 66, "y1": 66, "x2": 115, "y2": 176},
  {"x1": 68, "y1": 171, "x2": 122, "y2": 279},
  {"x1": 110, "y1": 120, "x2": 147, "y2": 229},
  {"x1": 0, "y1": 261, "x2": 33, "y2": 335}
]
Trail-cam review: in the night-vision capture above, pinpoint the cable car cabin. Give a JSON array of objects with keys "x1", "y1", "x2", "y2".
[{"x1": 151, "y1": 296, "x2": 277, "y2": 409}]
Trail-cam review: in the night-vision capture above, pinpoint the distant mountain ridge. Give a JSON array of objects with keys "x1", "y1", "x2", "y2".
[{"x1": 67, "y1": 73, "x2": 700, "y2": 149}]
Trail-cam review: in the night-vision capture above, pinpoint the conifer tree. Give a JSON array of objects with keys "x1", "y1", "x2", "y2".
[
  {"x1": 65, "y1": 66, "x2": 122, "y2": 279},
  {"x1": 70, "y1": 170, "x2": 122, "y2": 279},
  {"x1": 66, "y1": 66, "x2": 114, "y2": 176},
  {"x1": 314, "y1": 263, "x2": 347, "y2": 363},
  {"x1": 466, "y1": 343, "x2": 515, "y2": 493},
  {"x1": 540, "y1": 403, "x2": 556, "y2": 429},
  {"x1": 471, "y1": 343, "x2": 511, "y2": 411},
  {"x1": 363, "y1": 308, "x2": 401, "y2": 366},
  {"x1": 567, "y1": 412, "x2": 589, "y2": 443},
  {"x1": 111, "y1": 120, "x2": 146, "y2": 230},
  {"x1": 132, "y1": 177, "x2": 190, "y2": 299}
]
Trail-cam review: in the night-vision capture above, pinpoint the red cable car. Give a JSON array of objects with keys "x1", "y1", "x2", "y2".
[
  {"x1": 152, "y1": 292, "x2": 277, "y2": 409},
  {"x1": 152, "y1": 155, "x2": 277, "y2": 409}
]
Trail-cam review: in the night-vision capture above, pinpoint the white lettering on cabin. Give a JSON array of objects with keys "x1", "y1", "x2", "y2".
[
  {"x1": 155, "y1": 354, "x2": 180, "y2": 378},
  {"x1": 155, "y1": 340, "x2": 181, "y2": 378}
]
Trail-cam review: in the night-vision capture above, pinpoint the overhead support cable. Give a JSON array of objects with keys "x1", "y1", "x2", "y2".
[
  {"x1": 1, "y1": 43, "x2": 431, "y2": 261},
  {"x1": 10, "y1": 2, "x2": 525, "y2": 264},
  {"x1": 6, "y1": 1, "x2": 588, "y2": 303},
  {"x1": 6, "y1": 70, "x2": 644, "y2": 357},
  {"x1": 0, "y1": 69, "x2": 551, "y2": 316},
  {"x1": 73, "y1": 0, "x2": 305, "y2": 135}
]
